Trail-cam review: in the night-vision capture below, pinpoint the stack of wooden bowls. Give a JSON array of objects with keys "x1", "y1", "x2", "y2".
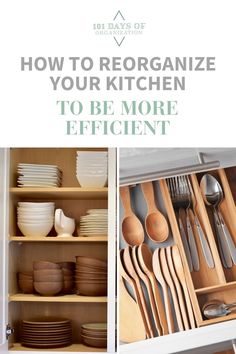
[
  {"x1": 20, "y1": 318, "x2": 72, "y2": 349},
  {"x1": 18, "y1": 271, "x2": 34, "y2": 294},
  {"x1": 33, "y1": 261, "x2": 63, "y2": 296},
  {"x1": 81, "y1": 323, "x2": 107, "y2": 348},
  {"x1": 75, "y1": 257, "x2": 107, "y2": 296},
  {"x1": 57, "y1": 262, "x2": 75, "y2": 294}
]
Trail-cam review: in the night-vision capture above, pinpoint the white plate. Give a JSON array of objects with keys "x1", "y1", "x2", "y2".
[
  {"x1": 18, "y1": 202, "x2": 55, "y2": 207},
  {"x1": 80, "y1": 219, "x2": 108, "y2": 225},
  {"x1": 18, "y1": 163, "x2": 59, "y2": 168},
  {"x1": 80, "y1": 220, "x2": 107, "y2": 224},
  {"x1": 80, "y1": 227, "x2": 107, "y2": 231},
  {"x1": 18, "y1": 178, "x2": 60, "y2": 183}
]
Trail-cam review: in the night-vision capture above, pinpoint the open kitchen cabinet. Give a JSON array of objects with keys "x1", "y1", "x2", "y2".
[
  {"x1": 0, "y1": 148, "x2": 116, "y2": 354},
  {"x1": 119, "y1": 148, "x2": 236, "y2": 354}
]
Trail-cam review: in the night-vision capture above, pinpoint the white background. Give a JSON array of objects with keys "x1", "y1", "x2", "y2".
[{"x1": 0, "y1": 0, "x2": 235, "y2": 147}]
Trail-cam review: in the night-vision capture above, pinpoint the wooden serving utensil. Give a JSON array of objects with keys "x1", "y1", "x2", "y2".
[
  {"x1": 166, "y1": 246, "x2": 190, "y2": 330},
  {"x1": 119, "y1": 276, "x2": 146, "y2": 343},
  {"x1": 123, "y1": 247, "x2": 154, "y2": 338},
  {"x1": 119, "y1": 249, "x2": 150, "y2": 338},
  {"x1": 171, "y1": 245, "x2": 196, "y2": 329},
  {"x1": 137, "y1": 244, "x2": 169, "y2": 335},
  {"x1": 159, "y1": 248, "x2": 184, "y2": 331},
  {"x1": 152, "y1": 248, "x2": 174, "y2": 334},
  {"x1": 120, "y1": 186, "x2": 144, "y2": 246},
  {"x1": 141, "y1": 182, "x2": 169, "y2": 243},
  {"x1": 131, "y1": 246, "x2": 162, "y2": 336}
]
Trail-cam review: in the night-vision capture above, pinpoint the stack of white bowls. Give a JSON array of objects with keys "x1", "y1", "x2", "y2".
[
  {"x1": 76, "y1": 151, "x2": 108, "y2": 188},
  {"x1": 17, "y1": 202, "x2": 55, "y2": 237}
]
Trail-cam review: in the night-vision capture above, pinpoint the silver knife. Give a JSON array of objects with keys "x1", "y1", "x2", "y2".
[
  {"x1": 178, "y1": 216, "x2": 193, "y2": 272},
  {"x1": 218, "y1": 211, "x2": 236, "y2": 265},
  {"x1": 194, "y1": 214, "x2": 215, "y2": 269},
  {"x1": 186, "y1": 213, "x2": 200, "y2": 271},
  {"x1": 213, "y1": 210, "x2": 232, "y2": 268}
]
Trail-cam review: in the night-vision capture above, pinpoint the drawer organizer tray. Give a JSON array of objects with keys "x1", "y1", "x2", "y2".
[{"x1": 119, "y1": 166, "x2": 236, "y2": 343}]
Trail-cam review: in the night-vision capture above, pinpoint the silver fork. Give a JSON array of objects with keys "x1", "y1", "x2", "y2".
[
  {"x1": 167, "y1": 177, "x2": 192, "y2": 271},
  {"x1": 167, "y1": 176, "x2": 199, "y2": 272},
  {"x1": 184, "y1": 175, "x2": 215, "y2": 269}
]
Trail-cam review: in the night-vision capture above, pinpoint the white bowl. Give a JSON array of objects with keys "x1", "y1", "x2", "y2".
[
  {"x1": 76, "y1": 175, "x2": 107, "y2": 188},
  {"x1": 17, "y1": 209, "x2": 54, "y2": 214},
  {"x1": 76, "y1": 151, "x2": 107, "y2": 156},
  {"x1": 18, "y1": 217, "x2": 54, "y2": 224},
  {"x1": 76, "y1": 162, "x2": 107, "y2": 166},
  {"x1": 76, "y1": 168, "x2": 107, "y2": 174},
  {"x1": 18, "y1": 221, "x2": 53, "y2": 237}
]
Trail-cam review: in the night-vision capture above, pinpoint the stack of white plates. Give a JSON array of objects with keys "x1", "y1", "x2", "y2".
[
  {"x1": 17, "y1": 163, "x2": 62, "y2": 188},
  {"x1": 17, "y1": 202, "x2": 55, "y2": 237},
  {"x1": 76, "y1": 151, "x2": 108, "y2": 188},
  {"x1": 79, "y1": 209, "x2": 108, "y2": 236}
]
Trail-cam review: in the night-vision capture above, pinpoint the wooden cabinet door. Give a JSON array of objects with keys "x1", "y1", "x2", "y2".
[{"x1": 0, "y1": 149, "x2": 9, "y2": 352}]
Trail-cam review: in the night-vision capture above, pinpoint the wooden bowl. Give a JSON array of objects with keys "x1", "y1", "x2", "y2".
[
  {"x1": 34, "y1": 273, "x2": 63, "y2": 282},
  {"x1": 75, "y1": 279, "x2": 107, "y2": 284},
  {"x1": 81, "y1": 329, "x2": 107, "y2": 338},
  {"x1": 18, "y1": 279, "x2": 34, "y2": 294},
  {"x1": 34, "y1": 269, "x2": 62, "y2": 277},
  {"x1": 75, "y1": 266, "x2": 107, "y2": 274},
  {"x1": 57, "y1": 262, "x2": 75, "y2": 269},
  {"x1": 61, "y1": 281, "x2": 74, "y2": 294},
  {"x1": 81, "y1": 323, "x2": 107, "y2": 331},
  {"x1": 61, "y1": 268, "x2": 74, "y2": 276},
  {"x1": 34, "y1": 281, "x2": 63, "y2": 296},
  {"x1": 75, "y1": 282, "x2": 107, "y2": 296},
  {"x1": 75, "y1": 276, "x2": 107, "y2": 282},
  {"x1": 18, "y1": 273, "x2": 33, "y2": 281},
  {"x1": 75, "y1": 257, "x2": 107, "y2": 268},
  {"x1": 81, "y1": 334, "x2": 107, "y2": 348},
  {"x1": 33, "y1": 261, "x2": 60, "y2": 270},
  {"x1": 18, "y1": 271, "x2": 33, "y2": 276},
  {"x1": 75, "y1": 272, "x2": 107, "y2": 279}
]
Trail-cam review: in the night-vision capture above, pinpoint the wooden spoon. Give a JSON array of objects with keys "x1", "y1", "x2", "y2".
[
  {"x1": 171, "y1": 245, "x2": 196, "y2": 329},
  {"x1": 120, "y1": 186, "x2": 144, "y2": 246},
  {"x1": 159, "y1": 248, "x2": 184, "y2": 331},
  {"x1": 131, "y1": 246, "x2": 162, "y2": 336},
  {"x1": 123, "y1": 247, "x2": 154, "y2": 338},
  {"x1": 119, "y1": 249, "x2": 150, "y2": 338},
  {"x1": 137, "y1": 244, "x2": 169, "y2": 335},
  {"x1": 152, "y1": 248, "x2": 174, "y2": 333},
  {"x1": 141, "y1": 182, "x2": 169, "y2": 242},
  {"x1": 119, "y1": 277, "x2": 146, "y2": 343},
  {"x1": 166, "y1": 246, "x2": 190, "y2": 330}
]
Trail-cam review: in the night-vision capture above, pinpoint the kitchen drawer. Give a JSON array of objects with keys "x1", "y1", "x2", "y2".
[
  {"x1": 119, "y1": 148, "x2": 236, "y2": 354},
  {"x1": 120, "y1": 148, "x2": 236, "y2": 186}
]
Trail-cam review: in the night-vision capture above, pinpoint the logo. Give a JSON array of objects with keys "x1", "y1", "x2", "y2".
[{"x1": 93, "y1": 11, "x2": 146, "y2": 47}]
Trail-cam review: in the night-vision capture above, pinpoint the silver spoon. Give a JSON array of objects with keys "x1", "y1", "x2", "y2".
[
  {"x1": 203, "y1": 301, "x2": 236, "y2": 319},
  {"x1": 200, "y1": 174, "x2": 236, "y2": 267}
]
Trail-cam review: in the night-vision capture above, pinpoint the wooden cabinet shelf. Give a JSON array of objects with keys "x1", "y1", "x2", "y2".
[
  {"x1": 9, "y1": 236, "x2": 108, "y2": 242},
  {"x1": 10, "y1": 187, "x2": 108, "y2": 200},
  {"x1": 10, "y1": 343, "x2": 106, "y2": 352},
  {"x1": 9, "y1": 294, "x2": 107, "y2": 303}
]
